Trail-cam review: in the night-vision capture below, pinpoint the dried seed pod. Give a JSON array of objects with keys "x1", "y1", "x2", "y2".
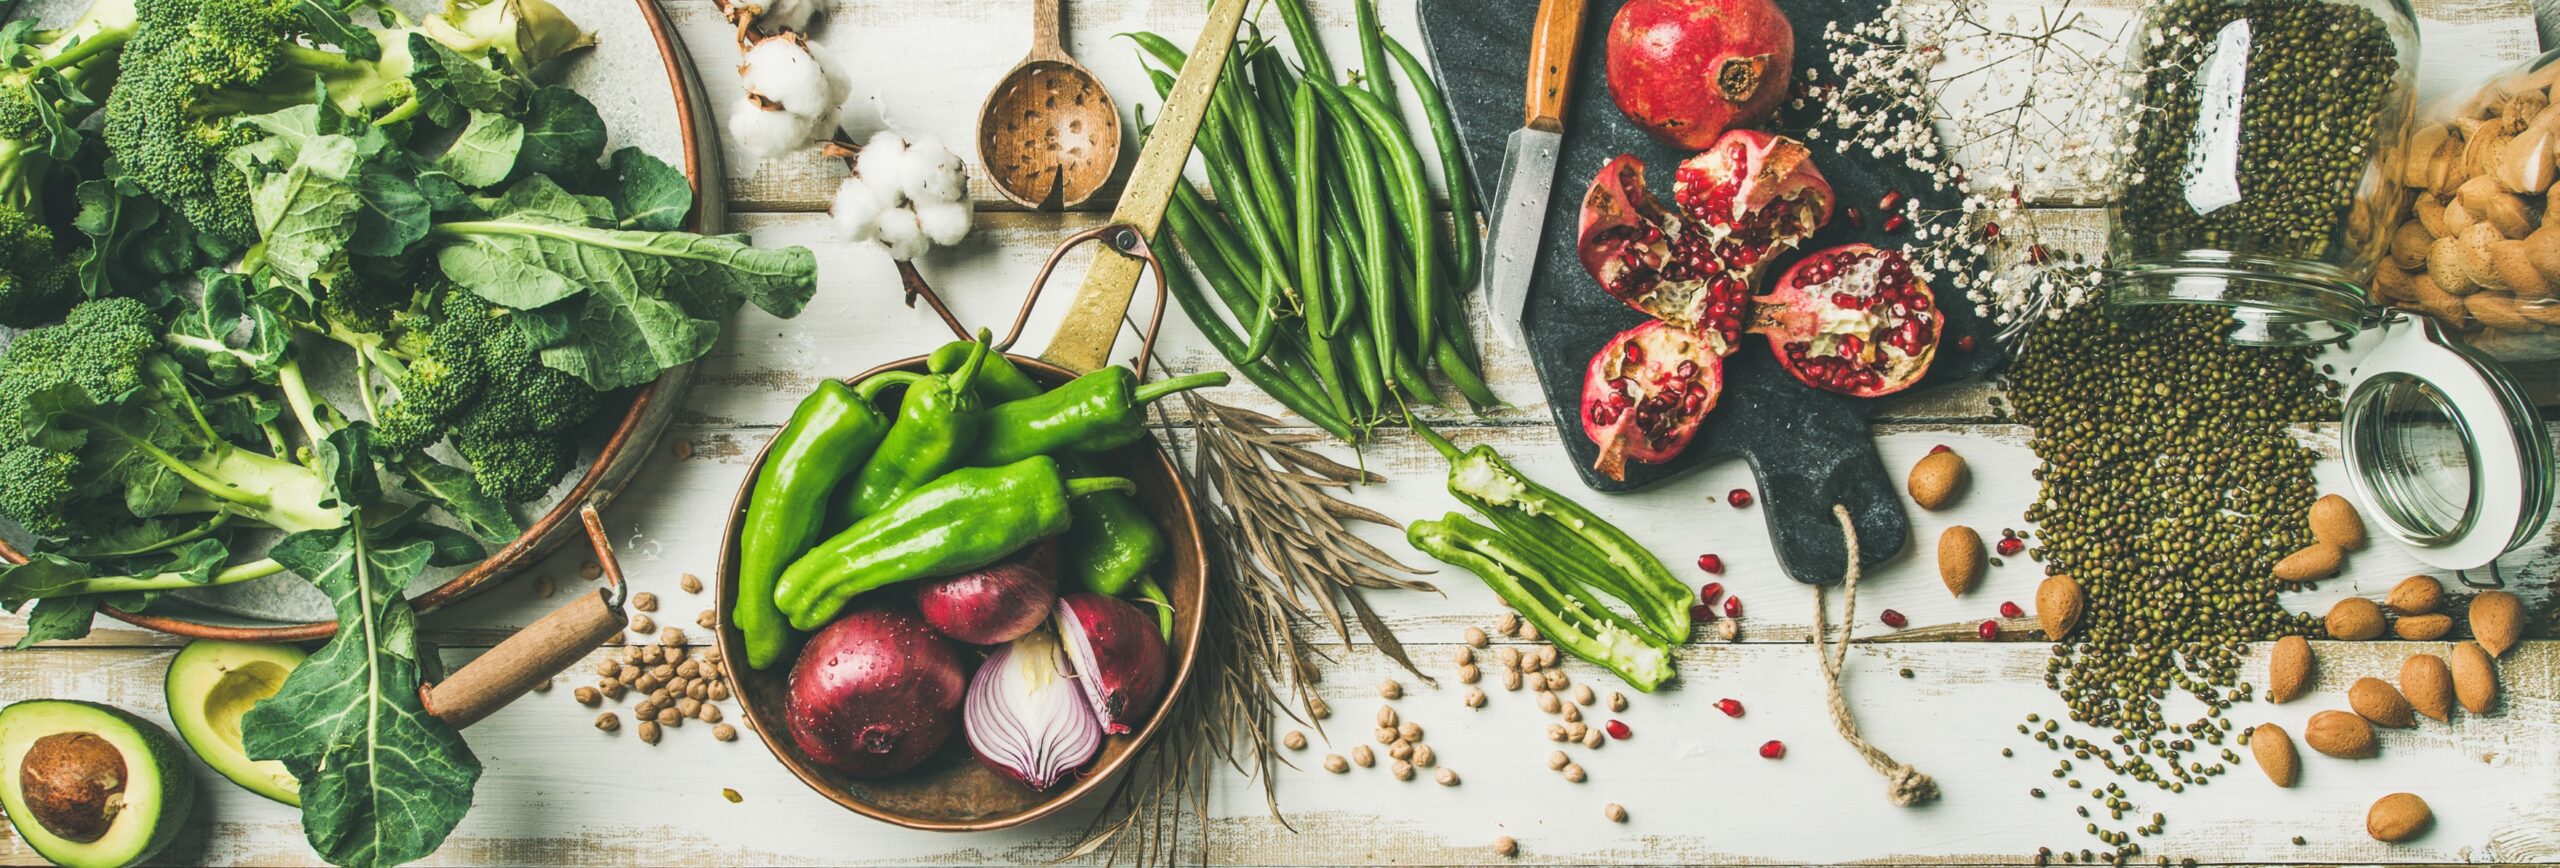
[
  {"x1": 2036, "y1": 575, "x2": 2085, "y2": 640},
  {"x1": 2249, "y1": 723, "x2": 2297, "y2": 788},
  {"x1": 2400, "y1": 654, "x2": 2454, "y2": 722},
  {"x1": 2308, "y1": 494, "x2": 2367, "y2": 549},
  {"x1": 2452, "y1": 641, "x2": 2498, "y2": 713},
  {"x1": 2267, "y1": 635, "x2": 2315, "y2": 704},
  {"x1": 2304, "y1": 710, "x2": 2378, "y2": 759},
  {"x1": 2469, "y1": 590, "x2": 2526, "y2": 657},
  {"x1": 2366, "y1": 792, "x2": 2433, "y2": 843},
  {"x1": 2325, "y1": 598, "x2": 2387, "y2": 640},
  {"x1": 1938, "y1": 526, "x2": 1984, "y2": 596},
  {"x1": 2348, "y1": 677, "x2": 2415, "y2": 728},
  {"x1": 1908, "y1": 449, "x2": 1968, "y2": 509},
  {"x1": 2393, "y1": 613, "x2": 2454, "y2": 641}
]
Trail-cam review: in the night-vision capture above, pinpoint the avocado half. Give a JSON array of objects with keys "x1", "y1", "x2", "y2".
[
  {"x1": 164, "y1": 640, "x2": 307, "y2": 806},
  {"x1": 0, "y1": 700, "x2": 196, "y2": 868}
]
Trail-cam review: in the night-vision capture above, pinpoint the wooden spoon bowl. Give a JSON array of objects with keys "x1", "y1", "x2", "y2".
[{"x1": 977, "y1": 0, "x2": 1122, "y2": 209}]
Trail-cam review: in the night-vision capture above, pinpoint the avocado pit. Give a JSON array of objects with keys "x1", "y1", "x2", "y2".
[{"x1": 19, "y1": 731, "x2": 129, "y2": 843}]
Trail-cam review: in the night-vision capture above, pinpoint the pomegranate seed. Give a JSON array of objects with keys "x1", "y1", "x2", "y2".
[
  {"x1": 1715, "y1": 698, "x2": 1744, "y2": 718},
  {"x1": 1723, "y1": 597, "x2": 1743, "y2": 618},
  {"x1": 1844, "y1": 206, "x2": 1863, "y2": 228},
  {"x1": 1978, "y1": 620, "x2": 1999, "y2": 641},
  {"x1": 1605, "y1": 720, "x2": 1632, "y2": 740},
  {"x1": 1981, "y1": 221, "x2": 2001, "y2": 240},
  {"x1": 2000, "y1": 601, "x2": 2025, "y2": 619},
  {"x1": 1698, "y1": 582, "x2": 1724, "y2": 603},
  {"x1": 1928, "y1": 444, "x2": 1952, "y2": 454},
  {"x1": 1696, "y1": 554, "x2": 1725, "y2": 575},
  {"x1": 2028, "y1": 243, "x2": 2051, "y2": 265},
  {"x1": 1880, "y1": 609, "x2": 1908, "y2": 628},
  {"x1": 1690, "y1": 603, "x2": 1717, "y2": 622},
  {"x1": 1727, "y1": 488, "x2": 1754, "y2": 508},
  {"x1": 1878, "y1": 190, "x2": 1903, "y2": 212},
  {"x1": 1759, "y1": 740, "x2": 1786, "y2": 759},
  {"x1": 1957, "y1": 335, "x2": 1978, "y2": 353},
  {"x1": 1882, "y1": 214, "x2": 1908, "y2": 233},
  {"x1": 1996, "y1": 537, "x2": 2025, "y2": 556}
]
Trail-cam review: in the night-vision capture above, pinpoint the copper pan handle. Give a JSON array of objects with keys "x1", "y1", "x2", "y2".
[{"x1": 422, "y1": 503, "x2": 629, "y2": 729}]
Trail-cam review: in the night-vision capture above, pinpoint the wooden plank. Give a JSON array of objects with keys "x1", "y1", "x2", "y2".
[{"x1": 4, "y1": 641, "x2": 2555, "y2": 865}]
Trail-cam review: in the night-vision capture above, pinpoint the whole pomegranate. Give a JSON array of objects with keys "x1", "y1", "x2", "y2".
[
  {"x1": 1576, "y1": 130, "x2": 1834, "y2": 352},
  {"x1": 1606, "y1": 0, "x2": 1797, "y2": 149},
  {"x1": 1582, "y1": 320, "x2": 1724, "y2": 480},
  {"x1": 1752, "y1": 243, "x2": 1942, "y2": 397}
]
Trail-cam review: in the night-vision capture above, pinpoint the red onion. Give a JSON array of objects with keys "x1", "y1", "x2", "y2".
[
  {"x1": 785, "y1": 605, "x2": 969, "y2": 778},
  {"x1": 915, "y1": 540, "x2": 1059, "y2": 644},
  {"x1": 1054, "y1": 593, "x2": 1167, "y2": 735},
  {"x1": 964, "y1": 627, "x2": 1101, "y2": 790}
]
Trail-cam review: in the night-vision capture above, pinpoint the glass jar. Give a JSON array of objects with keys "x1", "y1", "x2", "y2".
[
  {"x1": 2371, "y1": 48, "x2": 2560, "y2": 362},
  {"x1": 2105, "y1": 0, "x2": 2421, "y2": 346}
]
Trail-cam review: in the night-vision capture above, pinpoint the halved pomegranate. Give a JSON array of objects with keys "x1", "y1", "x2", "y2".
[
  {"x1": 1582, "y1": 321, "x2": 1725, "y2": 480},
  {"x1": 1751, "y1": 243, "x2": 1941, "y2": 397},
  {"x1": 1576, "y1": 130, "x2": 1835, "y2": 352}
]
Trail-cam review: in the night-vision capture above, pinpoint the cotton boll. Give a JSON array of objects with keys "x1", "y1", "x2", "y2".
[
  {"x1": 874, "y1": 206, "x2": 930, "y2": 261},
  {"x1": 830, "y1": 177, "x2": 888, "y2": 241},
  {"x1": 759, "y1": 0, "x2": 820, "y2": 33},
  {"x1": 739, "y1": 36, "x2": 837, "y2": 119},
  {"x1": 855, "y1": 131, "x2": 915, "y2": 203},
  {"x1": 728, "y1": 98, "x2": 818, "y2": 164},
  {"x1": 915, "y1": 200, "x2": 973, "y2": 246},
  {"x1": 898, "y1": 135, "x2": 969, "y2": 204}
]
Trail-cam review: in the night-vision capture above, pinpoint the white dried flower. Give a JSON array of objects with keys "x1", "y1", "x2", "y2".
[
  {"x1": 726, "y1": 97, "x2": 819, "y2": 164},
  {"x1": 855, "y1": 130, "x2": 916, "y2": 196},
  {"x1": 829, "y1": 176, "x2": 889, "y2": 241},
  {"x1": 738, "y1": 35, "x2": 836, "y2": 120},
  {"x1": 874, "y1": 206, "x2": 929, "y2": 261},
  {"x1": 915, "y1": 199, "x2": 972, "y2": 246},
  {"x1": 896, "y1": 135, "x2": 969, "y2": 204}
]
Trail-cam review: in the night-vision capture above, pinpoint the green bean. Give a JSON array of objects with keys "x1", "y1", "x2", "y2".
[
  {"x1": 1391, "y1": 344, "x2": 1442, "y2": 410},
  {"x1": 1275, "y1": 0, "x2": 1333, "y2": 81},
  {"x1": 1159, "y1": 235, "x2": 1359, "y2": 443},
  {"x1": 1316, "y1": 214, "x2": 1364, "y2": 337},
  {"x1": 1339, "y1": 86, "x2": 1439, "y2": 365},
  {"x1": 1384, "y1": 35, "x2": 1481, "y2": 293},
  {"x1": 1220, "y1": 52, "x2": 1296, "y2": 262},
  {"x1": 1306, "y1": 78, "x2": 1400, "y2": 384},
  {"x1": 1287, "y1": 84, "x2": 1353, "y2": 422},
  {"x1": 1121, "y1": 31, "x2": 1188, "y2": 72},
  {"x1": 1434, "y1": 333, "x2": 1496, "y2": 409},
  {"x1": 1167, "y1": 183, "x2": 1282, "y2": 364},
  {"x1": 1355, "y1": 0, "x2": 1392, "y2": 102}
]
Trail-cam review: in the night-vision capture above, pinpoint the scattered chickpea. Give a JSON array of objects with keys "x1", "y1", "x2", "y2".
[
  {"x1": 1493, "y1": 836, "x2": 1518, "y2": 858},
  {"x1": 1391, "y1": 760, "x2": 1416, "y2": 781},
  {"x1": 534, "y1": 577, "x2": 555, "y2": 598},
  {"x1": 601, "y1": 680, "x2": 628, "y2": 700},
  {"x1": 1378, "y1": 679, "x2": 1403, "y2": 700},
  {"x1": 533, "y1": 677, "x2": 554, "y2": 693},
  {"x1": 1537, "y1": 691, "x2": 1561, "y2": 714},
  {"x1": 1451, "y1": 646, "x2": 1474, "y2": 667},
  {"x1": 1520, "y1": 654, "x2": 1543, "y2": 674},
  {"x1": 574, "y1": 686, "x2": 601, "y2": 706},
  {"x1": 637, "y1": 720, "x2": 662, "y2": 744},
  {"x1": 635, "y1": 699, "x2": 661, "y2": 719},
  {"x1": 1546, "y1": 724, "x2": 1567, "y2": 742},
  {"x1": 1561, "y1": 704, "x2": 1581, "y2": 724},
  {"x1": 1436, "y1": 769, "x2": 1460, "y2": 786},
  {"x1": 1567, "y1": 721, "x2": 1588, "y2": 741},
  {"x1": 1548, "y1": 750, "x2": 1571, "y2": 770},
  {"x1": 633, "y1": 591, "x2": 658, "y2": 612},
  {"x1": 1323, "y1": 754, "x2": 1350, "y2": 774},
  {"x1": 661, "y1": 627, "x2": 689, "y2": 646},
  {"x1": 656, "y1": 708, "x2": 683, "y2": 727},
  {"x1": 1545, "y1": 670, "x2": 1569, "y2": 692},
  {"x1": 707, "y1": 682, "x2": 731, "y2": 702},
  {"x1": 712, "y1": 724, "x2": 738, "y2": 742},
  {"x1": 1390, "y1": 740, "x2": 1415, "y2": 761},
  {"x1": 697, "y1": 705, "x2": 722, "y2": 724},
  {"x1": 1539, "y1": 645, "x2": 1559, "y2": 668},
  {"x1": 1572, "y1": 685, "x2": 1595, "y2": 706},
  {"x1": 1411, "y1": 744, "x2": 1435, "y2": 768},
  {"x1": 1283, "y1": 730, "x2": 1308, "y2": 751},
  {"x1": 1604, "y1": 803, "x2": 1627, "y2": 823},
  {"x1": 1463, "y1": 687, "x2": 1487, "y2": 709},
  {"x1": 1495, "y1": 612, "x2": 1520, "y2": 636},
  {"x1": 1717, "y1": 619, "x2": 1739, "y2": 641},
  {"x1": 1464, "y1": 626, "x2": 1489, "y2": 648},
  {"x1": 1582, "y1": 729, "x2": 1605, "y2": 749},
  {"x1": 1457, "y1": 663, "x2": 1481, "y2": 684},
  {"x1": 679, "y1": 573, "x2": 704, "y2": 594},
  {"x1": 581, "y1": 561, "x2": 603, "y2": 580},
  {"x1": 1502, "y1": 670, "x2": 1524, "y2": 691},
  {"x1": 696, "y1": 610, "x2": 717, "y2": 629},
  {"x1": 678, "y1": 659, "x2": 702, "y2": 679},
  {"x1": 595, "y1": 712, "x2": 621, "y2": 732},
  {"x1": 1351, "y1": 745, "x2": 1375, "y2": 767},
  {"x1": 629, "y1": 614, "x2": 656, "y2": 636},
  {"x1": 1562, "y1": 763, "x2": 1586, "y2": 783},
  {"x1": 1309, "y1": 696, "x2": 1332, "y2": 720},
  {"x1": 1609, "y1": 692, "x2": 1629, "y2": 713},
  {"x1": 672, "y1": 439, "x2": 695, "y2": 460},
  {"x1": 1399, "y1": 721, "x2": 1423, "y2": 742},
  {"x1": 649, "y1": 664, "x2": 676, "y2": 682},
  {"x1": 596, "y1": 660, "x2": 625, "y2": 679},
  {"x1": 1520, "y1": 623, "x2": 1540, "y2": 642},
  {"x1": 1377, "y1": 706, "x2": 1399, "y2": 728},
  {"x1": 1496, "y1": 647, "x2": 1522, "y2": 669},
  {"x1": 1375, "y1": 727, "x2": 1398, "y2": 745}
]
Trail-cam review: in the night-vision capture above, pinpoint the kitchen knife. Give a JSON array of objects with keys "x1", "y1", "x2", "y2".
[{"x1": 1481, "y1": 0, "x2": 1592, "y2": 350}]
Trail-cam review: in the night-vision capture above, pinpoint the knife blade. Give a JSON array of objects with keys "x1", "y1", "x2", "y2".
[{"x1": 1481, "y1": 0, "x2": 1592, "y2": 350}]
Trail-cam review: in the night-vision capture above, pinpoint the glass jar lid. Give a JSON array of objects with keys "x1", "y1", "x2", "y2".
[{"x1": 2339, "y1": 311, "x2": 2554, "y2": 569}]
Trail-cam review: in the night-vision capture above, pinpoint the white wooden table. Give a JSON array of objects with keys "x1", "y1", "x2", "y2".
[{"x1": 6, "y1": 1, "x2": 2556, "y2": 864}]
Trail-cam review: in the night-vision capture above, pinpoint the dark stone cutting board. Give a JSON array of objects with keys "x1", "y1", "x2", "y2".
[{"x1": 1421, "y1": 0, "x2": 1999, "y2": 585}]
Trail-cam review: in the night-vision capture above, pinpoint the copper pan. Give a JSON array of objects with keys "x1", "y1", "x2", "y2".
[{"x1": 715, "y1": 225, "x2": 1209, "y2": 830}]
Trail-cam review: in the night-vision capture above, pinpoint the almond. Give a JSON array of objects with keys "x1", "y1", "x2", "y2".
[
  {"x1": 2037, "y1": 575, "x2": 2084, "y2": 641},
  {"x1": 2366, "y1": 793, "x2": 2433, "y2": 843},
  {"x1": 2392, "y1": 613, "x2": 2454, "y2": 641},
  {"x1": 1906, "y1": 450, "x2": 1967, "y2": 510},
  {"x1": 2400, "y1": 654, "x2": 2454, "y2": 722},
  {"x1": 2407, "y1": 272, "x2": 2470, "y2": 322},
  {"x1": 2416, "y1": 195, "x2": 2451, "y2": 237},
  {"x1": 2324, "y1": 597, "x2": 2386, "y2": 640},
  {"x1": 2267, "y1": 635, "x2": 2314, "y2": 704},
  {"x1": 2452, "y1": 641, "x2": 2498, "y2": 714},
  {"x1": 1938, "y1": 526, "x2": 1984, "y2": 597},
  {"x1": 2347, "y1": 677, "x2": 2414, "y2": 728},
  {"x1": 2304, "y1": 710, "x2": 2378, "y2": 759},
  {"x1": 2399, "y1": 125, "x2": 2450, "y2": 187},
  {"x1": 2384, "y1": 575, "x2": 2444, "y2": 615},
  {"x1": 2375, "y1": 259, "x2": 2414, "y2": 301},
  {"x1": 2390, "y1": 220, "x2": 2434, "y2": 269},
  {"x1": 2249, "y1": 723, "x2": 2298, "y2": 788},
  {"x1": 2308, "y1": 494, "x2": 2365, "y2": 550},
  {"x1": 2471, "y1": 293, "x2": 2547, "y2": 332},
  {"x1": 2490, "y1": 241, "x2": 2552, "y2": 298},
  {"x1": 2468, "y1": 590, "x2": 2525, "y2": 657},
  {"x1": 2527, "y1": 227, "x2": 2560, "y2": 281},
  {"x1": 2274, "y1": 543, "x2": 2346, "y2": 582},
  {"x1": 2428, "y1": 233, "x2": 2478, "y2": 291}
]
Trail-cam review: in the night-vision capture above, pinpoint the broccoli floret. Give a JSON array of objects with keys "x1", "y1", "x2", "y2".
[
  {"x1": 101, "y1": 0, "x2": 587, "y2": 246},
  {"x1": 450, "y1": 420, "x2": 570, "y2": 503},
  {"x1": 367, "y1": 294, "x2": 597, "y2": 501},
  {"x1": 0, "y1": 199, "x2": 73, "y2": 326},
  {"x1": 0, "y1": 297, "x2": 343, "y2": 538},
  {"x1": 0, "y1": 0, "x2": 141, "y2": 326}
]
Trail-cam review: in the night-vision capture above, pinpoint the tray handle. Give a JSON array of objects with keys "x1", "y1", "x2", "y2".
[
  {"x1": 901, "y1": 224, "x2": 1171, "y2": 378},
  {"x1": 422, "y1": 502, "x2": 629, "y2": 729}
]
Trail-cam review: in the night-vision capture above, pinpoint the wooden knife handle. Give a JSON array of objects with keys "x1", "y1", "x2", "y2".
[{"x1": 1524, "y1": 0, "x2": 1592, "y2": 132}]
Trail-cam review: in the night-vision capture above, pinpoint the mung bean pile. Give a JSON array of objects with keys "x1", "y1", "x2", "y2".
[
  {"x1": 2117, "y1": 0, "x2": 2402, "y2": 260},
  {"x1": 2006, "y1": 298, "x2": 2337, "y2": 863}
]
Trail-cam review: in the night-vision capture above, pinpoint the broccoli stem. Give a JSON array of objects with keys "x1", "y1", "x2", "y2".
[
  {"x1": 62, "y1": 514, "x2": 231, "y2": 559},
  {"x1": 65, "y1": 556, "x2": 287, "y2": 596},
  {"x1": 274, "y1": 358, "x2": 328, "y2": 449}
]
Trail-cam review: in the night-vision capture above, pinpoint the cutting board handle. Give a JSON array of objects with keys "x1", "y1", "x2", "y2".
[{"x1": 1752, "y1": 429, "x2": 1906, "y2": 585}]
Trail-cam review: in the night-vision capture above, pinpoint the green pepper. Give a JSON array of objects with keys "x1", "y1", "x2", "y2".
[
  {"x1": 835, "y1": 340, "x2": 993, "y2": 523},
  {"x1": 1061, "y1": 457, "x2": 1166, "y2": 597},
  {"x1": 1408, "y1": 513, "x2": 1675, "y2": 692},
  {"x1": 1414, "y1": 422, "x2": 1692, "y2": 647},
  {"x1": 964, "y1": 366, "x2": 1230, "y2": 467},
  {"x1": 777, "y1": 456, "x2": 1133, "y2": 631},
  {"x1": 1135, "y1": 575, "x2": 1174, "y2": 641},
  {"x1": 927, "y1": 340, "x2": 1042, "y2": 403},
  {"x1": 736, "y1": 371, "x2": 921, "y2": 669}
]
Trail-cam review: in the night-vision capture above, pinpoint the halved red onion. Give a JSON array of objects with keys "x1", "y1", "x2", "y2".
[
  {"x1": 964, "y1": 626, "x2": 1101, "y2": 790},
  {"x1": 1054, "y1": 593, "x2": 1168, "y2": 735},
  {"x1": 915, "y1": 540, "x2": 1060, "y2": 644}
]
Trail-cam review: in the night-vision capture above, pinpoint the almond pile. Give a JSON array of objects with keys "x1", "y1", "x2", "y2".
[
  {"x1": 2275, "y1": 495, "x2": 2366, "y2": 584},
  {"x1": 2373, "y1": 61, "x2": 2560, "y2": 342}
]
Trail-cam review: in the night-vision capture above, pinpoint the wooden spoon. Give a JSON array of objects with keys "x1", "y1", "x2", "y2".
[{"x1": 976, "y1": 0, "x2": 1122, "y2": 210}]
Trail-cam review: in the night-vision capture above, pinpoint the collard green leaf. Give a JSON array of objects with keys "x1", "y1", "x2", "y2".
[
  {"x1": 0, "y1": 554, "x2": 98, "y2": 610},
  {"x1": 408, "y1": 34, "x2": 528, "y2": 125},
  {"x1": 366, "y1": 502, "x2": 489, "y2": 567},
  {"x1": 316, "y1": 426, "x2": 385, "y2": 511},
  {"x1": 242, "y1": 522, "x2": 479, "y2": 868},
  {"x1": 604, "y1": 147, "x2": 690, "y2": 231},
  {"x1": 440, "y1": 111, "x2": 524, "y2": 188},
  {"x1": 351, "y1": 164, "x2": 431, "y2": 258},
  {"x1": 237, "y1": 134, "x2": 365, "y2": 287},
  {"x1": 393, "y1": 454, "x2": 524, "y2": 543},
  {"x1": 12, "y1": 594, "x2": 100, "y2": 649},
  {"x1": 168, "y1": 270, "x2": 290, "y2": 387},
  {"x1": 20, "y1": 380, "x2": 188, "y2": 518},
  {"x1": 73, "y1": 179, "x2": 214, "y2": 305},
  {"x1": 515, "y1": 85, "x2": 605, "y2": 184},
  {"x1": 294, "y1": 0, "x2": 379, "y2": 61}
]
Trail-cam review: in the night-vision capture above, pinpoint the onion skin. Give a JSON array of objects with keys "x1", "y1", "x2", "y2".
[
  {"x1": 915, "y1": 540, "x2": 1061, "y2": 645},
  {"x1": 965, "y1": 627, "x2": 1102, "y2": 790},
  {"x1": 1055, "y1": 593, "x2": 1169, "y2": 734},
  {"x1": 785, "y1": 605, "x2": 970, "y2": 778}
]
